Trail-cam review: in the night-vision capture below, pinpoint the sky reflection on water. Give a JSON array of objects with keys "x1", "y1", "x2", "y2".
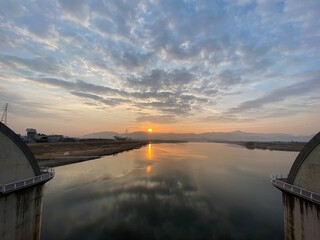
[{"x1": 41, "y1": 143, "x2": 297, "y2": 240}]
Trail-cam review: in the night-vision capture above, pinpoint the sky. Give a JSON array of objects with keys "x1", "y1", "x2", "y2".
[{"x1": 0, "y1": 0, "x2": 319, "y2": 136}]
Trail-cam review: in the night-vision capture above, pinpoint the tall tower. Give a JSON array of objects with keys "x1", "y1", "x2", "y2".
[
  {"x1": 271, "y1": 132, "x2": 320, "y2": 240},
  {"x1": 0, "y1": 122, "x2": 54, "y2": 239},
  {"x1": 1, "y1": 103, "x2": 9, "y2": 126}
]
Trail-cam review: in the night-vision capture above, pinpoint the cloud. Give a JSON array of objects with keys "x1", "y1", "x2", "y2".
[
  {"x1": 112, "y1": 50, "x2": 153, "y2": 70},
  {"x1": 0, "y1": 20, "x2": 59, "y2": 50},
  {"x1": 0, "y1": 1, "x2": 27, "y2": 18},
  {"x1": 58, "y1": 0, "x2": 90, "y2": 26},
  {"x1": 132, "y1": 91, "x2": 209, "y2": 116},
  {"x1": 91, "y1": 0, "x2": 141, "y2": 37},
  {"x1": 0, "y1": 54, "x2": 62, "y2": 76},
  {"x1": 0, "y1": 86, "x2": 69, "y2": 120},
  {"x1": 0, "y1": 1, "x2": 60, "y2": 50},
  {"x1": 27, "y1": 76, "x2": 209, "y2": 116},
  {"x1": 29, "y1": 77, "x2": 124, "y2": 96},
  {"x1": 136, "y1": 114, "x2": 176, "y2": 124},
  {"x1": 0, "y1": 29, "x2": 25, "y2": 48},
  {"x1": 202, "y1": 114, "x2": 254, "y2": 123},
  {"x1": 126, "y1": 68, "x2": 195, "y2": 91},
  {"x1": 71, "y1": 91, "x2": 129, "y2": 107},
  {"x1": 217, "y1": 70, "x2": 242, "y2": 87},
  {"x1": 0, "y1": 0, "x2": 320, "y2": 134},
  {"x1": 136, "y1": 100, "x2": 192, "y2": 115},
  {"x1": 229, "y1": 77, "x2": 320, "y2": 113}
]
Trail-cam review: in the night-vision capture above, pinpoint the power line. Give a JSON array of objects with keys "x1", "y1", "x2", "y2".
[{"x1": 1, "y1": 103, "x2": 9, "y2": 126}]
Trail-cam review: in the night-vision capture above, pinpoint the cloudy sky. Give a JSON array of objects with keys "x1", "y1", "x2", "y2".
[{"x1": 0, "y1": 0, "x2": 319, "y2": 136}]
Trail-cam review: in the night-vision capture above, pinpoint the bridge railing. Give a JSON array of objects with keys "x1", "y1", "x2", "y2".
[
  {"x1": 0, "y1": 168, "x2": 54, "y2": 194},
  {"x1": 271, "y1": 174, "x2": 320, "y2": 205}
]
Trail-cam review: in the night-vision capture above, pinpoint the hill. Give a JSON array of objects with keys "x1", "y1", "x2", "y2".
[{"x1": 82, "y1": 130, "x2": 313, "y2": 142}]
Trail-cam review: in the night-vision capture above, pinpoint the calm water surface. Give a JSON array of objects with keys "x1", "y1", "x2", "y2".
[{"x1": 41, "y1": 142, "x2": 297, "y2": 240}]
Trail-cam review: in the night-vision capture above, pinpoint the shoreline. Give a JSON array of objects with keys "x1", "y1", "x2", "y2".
[
  {"x1": 29, "y1": 139, "x2": 305, "y2": 168},
  {"x1": 210, "y1": 140, "x2": 306, "y2": 152},
  {"x1": 37, "y1": 156, "x2": 101, "y2": 167},
  {"x1": 28, "y1": 139, "x2": 148, "y2": 167}
]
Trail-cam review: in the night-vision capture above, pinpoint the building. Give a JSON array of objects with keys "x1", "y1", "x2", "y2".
[
  {"x1": 23, "y1": 128, "x2": 63, "y2": 143},
  {"x1": 0, "y1": 122, "x2": 54, "y2": 239},
  {"x1": 26, "y1": 128, "x2": 37, "y2": 138},
  {"x1": 271, "y1": 132, "x2": 320, "y2": 240}
]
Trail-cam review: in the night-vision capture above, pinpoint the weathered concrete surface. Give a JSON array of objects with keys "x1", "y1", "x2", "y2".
[
  {"x1": 0, "y1": 185, "x2": 44, "y2": 240},
  {"x1": 0, "y1": 123, "x2": 50, "y2": 239},
  {"x1": 293, "y1": 143, "x2": 320, "y2": 193},
  {"x1": 273, "y1": 132, "x2": 320, "y2": 240},
  {"x1": 283, "y1": 193, "x2": 320, "y2": 240},
  {"x1": 0, "y1": 132, "x2": 35, "y2": 183}
]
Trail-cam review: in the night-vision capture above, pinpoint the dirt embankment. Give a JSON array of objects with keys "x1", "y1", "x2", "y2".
[{"x1": 28, "y1": 139, "x2": 148, "y2": 167}]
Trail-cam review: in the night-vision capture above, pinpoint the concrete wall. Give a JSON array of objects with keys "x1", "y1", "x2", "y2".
[
  {"x1": 283, "y1": 193, "x2": 320, "y2": 240},
  {"x1": 0, "y1": 185, "x2": 44, "y2": 240},
  {"x1": 0, "y1": 132, "x2": 35, "y2": 183},
  {"x1": 293, "y1": 143, "x2": 320, "y2": 193}
]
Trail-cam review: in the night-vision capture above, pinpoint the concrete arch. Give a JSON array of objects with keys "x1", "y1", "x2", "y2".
[
  {"x1": 0, "y1": 122, "x2": 40, "y2": 183},
  {"x1": 287, "y1": 132, "x2": 320, "y2": 192}
]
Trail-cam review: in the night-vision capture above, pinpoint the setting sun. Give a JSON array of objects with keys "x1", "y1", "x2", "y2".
[{"x1": 148, "y1": 128, "x2": 153, "y2": 133}]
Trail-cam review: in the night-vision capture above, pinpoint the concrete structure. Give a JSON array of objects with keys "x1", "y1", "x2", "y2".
[
  {"x1": 26, "y1": 128, "x2": 37, "y2": 138},
  {"x1": 0, "y1": 122, "x2": 54, "y2": 240},
  {"x1": 47, "y1": 135, "x2": 63, "y2": 143},
  {"x1": 271, "y1": 132, "x2": 320, "y2": 240},
  {"x1": 24, "y1": 128, "x2": 63, "y2": 143}
]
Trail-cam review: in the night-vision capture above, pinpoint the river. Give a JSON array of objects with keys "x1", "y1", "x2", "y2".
[{"x1": 41, "y1": 142, "x2": 297, "y2": 240}]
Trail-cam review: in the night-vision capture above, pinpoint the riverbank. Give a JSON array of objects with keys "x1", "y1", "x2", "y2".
[
  {"x1": 28, "y1": 139, "x2": 148, "y2": 167},
  {"x1": 208, "y1": 140, "x2": 306, "y2": 151},
  {"x1": 237, "y1": 141, "x2": 306, "y2": 151},
  {"x1": 28, "y1": 139, "x2": 305, "y2": 168}
]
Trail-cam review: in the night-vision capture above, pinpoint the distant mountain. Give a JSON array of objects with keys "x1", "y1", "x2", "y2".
[
  {"x1": 82, "y1": 130, "x2": 314, "y2": 142},
  {"x1": 83, "y1": 131, "x2": 118, "y2": 139}
]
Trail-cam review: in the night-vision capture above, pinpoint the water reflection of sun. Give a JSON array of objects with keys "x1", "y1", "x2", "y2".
[
  {"x1": 146, "y1": 143, "x2": 152, "y2": 173},
  {"x1": 147, "y1": 143, "x2": 152, "y2": 160},
  {"x1": 146, "y1": 165, "x2": 152, "y2": 173}
]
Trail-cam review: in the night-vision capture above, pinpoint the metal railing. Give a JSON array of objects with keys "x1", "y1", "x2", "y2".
[
  {"x1": 271, "y1": 174, "x2": 320, "y2": 205},
  {"x1": 0, "y1": 167, "x2": 54, "y2": 194},
  {"x1": 40, "y1": 166, "x2": 55, "y2": 174}
]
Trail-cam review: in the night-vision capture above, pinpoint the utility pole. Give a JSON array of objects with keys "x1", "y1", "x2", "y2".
[{"x1": 1, "y1": 103, "x2": 9, "y2": 126}]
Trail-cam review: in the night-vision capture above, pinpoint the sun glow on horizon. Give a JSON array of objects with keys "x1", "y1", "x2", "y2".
[{"x1": 148, "y1": 128, "x2": 153, "y2": 133}]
